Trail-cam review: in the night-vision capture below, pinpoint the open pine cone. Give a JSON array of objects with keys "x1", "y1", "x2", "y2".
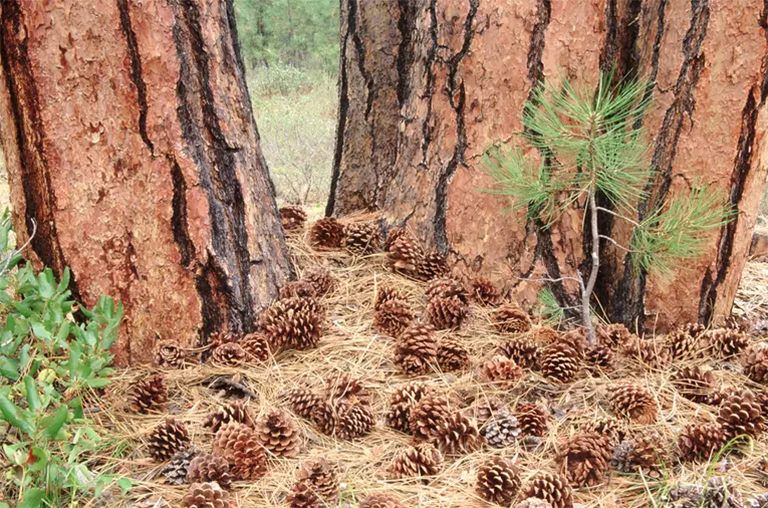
[
  {"x1": 581, "y1": 416, "x2": 626, "y2": 445},
  {"x1": 204, "y1": 401, "x2": 251, "y2": 433},
  {"x1": 279, "y1": 205, "x2": 307, "y2": 231},
  {"x1": 213, "y1": 422, "x2": 267, "y2": 480},
  {"x1": 677, "y1": 422, "x2": 726, "y2": 462},
  {"x1": 516, "y1": 403, "x2": 548, "y2": 437},
  {"x1": 393, "y1": 323, "x2": 438, "y2": 376},
  {"x1": 280, "y1": 280, "x2": 318, "y2": 300},
  {"x1": 427, "y1": 295, "x2": 468, "y2": 330},
  {"x1": 208, "y1": 331, "x2": 236, "y2": 349},
  {"x1": 187, "y1": 452, "x2": 232, "y2": 488},
  {"x1": 541, "y1": 343, "x2": 581, "y2": 383},
  {"x1": 584, "y1": 344, "x2": 614, "y2": 371},
  {"x1": 417, "y1": 251, "x2": 449, "y2": 280},
  {"x1": 469, "y1": 277, "x2": 503, "y2": 306},
  {"x1": 612, "y1": 436, "x2": 661, "y2": 473},
  {"x1": 498, "y1": 336, "x2": 539, "y2": 369},
  {"x1": 707, "y1": 327, "x2": 750, "y2": 358},
  {"x1": 665, "y1": 328, "x2": 702, "y2": 360},
  {"x1": 388, "y1": 233, "x2": 424, "y2": 276},
  {"x1": 596, "y1": 323, "x2": 634, "y2": 348},
  {"x1": 432, "y1": 412, "x2": 483, "y2": 455},
  {"x1": 523, "y1": 472, "x2": 573, "y2": 508},
  {"x1": 479, "y1": 355, "x2": 523, "y2": 389},
  {"x1": 557, "y1": 432, "x2": 612, "y2": 487},
  {"x1": 255, "y1": 409, "x2": 301, "y2": 457},
  {"x1": 533, "y1": 326, "x2": 563, "y2": 345},
  {"x1": 717, "y1": 389, "x2": 766, "y2": 439},
  {"x1": 333, "y1": 402, "x2": 375, "y2": 440},
  {"x1": 290, "y1": 459, "x2": 339, "y2": 508},
  {"x1": 374, "y1": 298, "x2": 414, "y2": 337},
  {"x1": 149, "y1": 418, "x2": 191, "y2": 462},
  {"x1": 383, "y1": 226, "x2": 411, "y2": 251},
  {"x1": 494, "y1": 303, "x2": 532, "y2": 333},
  {"x1": 154, "y1": 340, "x2": 186, "y2": 369},
  {"x1": 374, "y1": 285, "x2": 407, "y2": 310},
  {"x1": 302, "y1": 266, "x2": 335, "y2": 296},
  {"x1": 284, "y1": 386, "x2": 322, "y2": 420},
  {"x1": 182, "y1": 482, "x2": 230, "y2": 508},
  {"x1": 309, "y1": 217, "x2": 346, "y2": 250},
  {"x1": 343, "y1": 222, "x2": 381, "y2": 255},
  {"x1": 323, "y1": 371, "x2": 370, "y2": 404},
  {"x1": 476, "y1": 457, "x2": 520, "y2": 505},
  {"x1": 466, "y1": 396, "x2": 505, "y2": 425},
  {"x1": 386, "y1": 382, "x2": 431, "y2": 433},
  {"x1": 743, "y1": 343, "x2": 768, "y2": 384},
  {"x1": 388, "y1": 443, "x2": 444, "y2": 481},
  {"x1": 128, "y1": 373, "x2": 167, "y2": 413},
  {"x1": 240, "y1": 332, "x2": 271, "y2": 362},
  {"x1": 260, "y1": 296, "x2": 323, "y2": 351},
  {"x1": 436, "y1": 336, "x2": 470, "y2": 372},
  {"x1": 672, "y1": 365, "x2": 715, "y2": 403},
  {"x1": 482, "y1": 410, "x2": 521, "y2": 448},
  {"x1": 161, "y1": 446, "x2": 200, "y2": 485},
  {"x1": 210, "y1": 342, "x2": 247, "y2": 367},
  {"x1": 426, "y1": 277, "x2": 469, "y2": 303},
  {"x1": 609, "y1": 383, "x2": 658, "y2": 424},
  {"x1": 409, "y1": 392, "x2": 452, "y2": 441},
  {"x1": 359, "y1": 494, "x2": 405, "y2": 508},
  {"x1": 621, "y1": 336, "x2": 672, "y2": 368}
]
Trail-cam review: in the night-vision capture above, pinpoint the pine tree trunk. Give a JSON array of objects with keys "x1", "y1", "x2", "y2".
[
  {"x1": 329, "y1": 0, "x2": 768, "y2": 332},
  {"x1": 0, "y1": 0, "x2": 292, "y2": 365}
]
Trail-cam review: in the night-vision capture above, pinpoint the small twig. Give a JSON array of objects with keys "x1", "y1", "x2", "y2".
[
  {"x1": 514, "y1": 275, "x2": 581, "y2": 284},
  {"x1": 596, "y1": 206, "x2": 642, "y2": 228},
  {"x1": 599, "y1": 234, "x2": 638, "y2": 253},
  {"x1": 0, "y1": 218, "x2": 36, "y2": 278}
]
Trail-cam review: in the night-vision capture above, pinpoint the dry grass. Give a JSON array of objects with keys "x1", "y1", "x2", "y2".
[{"x1": 86, "y1": 222, "x2": 768, "y2": 508}]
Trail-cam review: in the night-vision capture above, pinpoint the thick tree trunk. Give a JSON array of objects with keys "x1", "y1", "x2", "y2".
[
  {"x1": 0, "y1": 0, "x2": 292, "y2": 364},
  {"x1": 329, "y1": 0, "x2": 768, "y2": 333}
]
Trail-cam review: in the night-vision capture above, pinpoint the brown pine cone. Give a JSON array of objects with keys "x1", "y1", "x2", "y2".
[
  {"x1": 284, "y1": 385, "x2": 322, "y2": 420},
  {"x1": 436, "y1": 336, "x2": 470, "y2": 372},
  {"x1": 744, "y1": 343, "x2": 768, "y2": 384},
  {"x1": 334, "y1": 402, "x2": 375, "y2": 440},
  {"x1": 516, "y1": 403, "x2": 548, "y2": 437},
  {"x1": 470, "y1": 277, "x2": 503, "y2": 306},
  {"x1": 359, "y1": 494, "x2": 405, "y2": 508},
  {"x1": 383, "y1": 226, "x2": 411, "y2": 252},
  {"x1": 388, "y1": 443, "x2": 444, "y2": 481},
  {"x1": 309, "y1": 400, "x2": 337, "y2": 436},
  {"x1": 523, "y1": 472, "x2": 573, "y2": 508},
  {"x1": 212, "y1": 422, "x2": 267, "y2": 480},
  {"x1": 388, "y1": 234, "x2": 424, "y2": 276},
  {"x1": 665, "y1": 329, "x2": 702, "y2": 360},
  {"x1": 623, "y1": 435, "x2": 662, "y2": 472},
  {"x1": 343, "y1": 222, "x2": 381, "y2": 255},
  {"x1": 609, "y1": 383, "x2": 658, "y2": 424},
  {"x1": 432, "y1": 412, "x2": 484, "y2": 455},
  {"x1": 427, "y1": 295, "x2": 467, "y2": 330},
  {"x1": 240, "y1": 332, "x2": 271, "y2": 362},
  {"x1": 516, "y1": 499, "x2": 555, "y2": 508},
  {"x1": 498, "y1": 336, "x2": 539, "y2": 369},
  {"x1": 466, "y1": 396, "x2": 505, "y2": 426},
  {"x1": 417, "y1": 251, "x2": 449, "y2": 281},
  {"x1": 323, "y1": 372, "x2": 370, "y2": 405},
  {"x1": 279, "y1": 280, "x2": 318, "y2": 300},
  {"x1": 302, "y1": 266, "x2": 335, "y2": 296},
  {"x1": 128, "y1": 373, "x2": 167, "y2": 413},
  {"x1": 534, "y1": 326, "x2": 563, "y2": 345},
  {"x1": 621, "y1": 336, "x2": 672, "y2": 368},
  {"x1": 677, "y1": 422, "x2": 726, "y2": 462},
  {"x1": 210, "y1": 343, "x2": 247, "y2": 367},
  {"x1": 704, "y1": 386, "x2": 741, "y2": 407},
  {"x1": 409, "y1": 392, "x2": 452, "y2": 441},
  {"x1": 203, "y1": 401, "x2": 252, "y2": 433},
  {"x1": 717, "y1": 389, "x2": 766, "y2": 439},
  {"x1": 374, "y1": 298, "x2": 414, "y2": 337},
  {"x1": 393, "y1": 323, "x2": 438, "y2": 376},
  {"x1": 187, "y1": 452, "x2": 232, "y2": 488},
  {"x1": 672, "y1": 366, "x2": 715, "y2": 403},
  {"x1": 208, "y1": 331, "x2": 237, "y2": 349},
  {"x1": 557, "y1": 432, "x2": 612, "y2": 487},
  {"x1": 255, "y1": 409, "x2": 301, "y2": 458},
  {"x1": 161, "y1": 446, "x2": 200, "y2": 485},
  {"x1": 426, "y1": 276, "x2": 469, "y2": 303},
  {"x1": 386, "y1": 382, "x2": 431, "y2": 433},
  {"x1": 374, "y1": 285, "x2": 407, "y2": 310},
  {"x1": 584, "y1": 344, "x2": 614, "y2": 370},
  {"x1": 494, "y1": 303, "x2": 532, "y2": 333},
  {"x1": 149, "y1": 418, "x2": 191, "y2": 462},
  {"x1": 580, "y1": 416, "x2": 626, "y2": 445},
  {"x1": 290, "y1": 459, "x2": 339, "y2": 508},
  {"x1": 476, "y1": 457, "x2": 521, "y2": 505},
  {"x1": 682, "y1": 322, "x2": 707, "y2": 338},
  {"x1": 309, "y1": 217, "x2": 346, "y2": 250},
  {"x1": 279, "y1": 205, "x2": 307, "y2": 231},
  {"x1": 595, "y1": 323, "x2": 634, "y2": 348},
  {"x1": 154, "y1": 340, "x2": 186, "y2": 369},
  {"x1": 182, "y1": 482, "x2": 231, "y2": 508},
  {"x1": 479, "y1": 355, "x2": 523, "y2": 389},
  {"x1": 260, "y1": 296, "x2": 323, "y2": 351},
  {"x1": 707, "y1": 327, "x2": 750, "y2": 358},
  {"x1": 541, "y1": 343, "x2": 581, "y2": 383}
]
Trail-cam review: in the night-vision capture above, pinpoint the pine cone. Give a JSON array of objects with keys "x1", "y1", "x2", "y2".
[
  {"x1": 477, "y1": 457, "x2": 521, "y2": 505},
  {"x1": 240, "y1": 332, "x2": 271, "y2": 362},
  {"x1": 290, "y1": 459, "x2": 339, "y2": 508},
  {"x1": 717, "y1": 389, "x2": 765, "y2": 439},
  {"x1": 432, "y1": 412, "x2": 483, "y2": 455},
  {"x1": 541, "y1": 343, "x2": 581, "y2": 383},
  {"x1": 534, "y1": 326, "x2": 563, "y2": 345},
  {"x1": 494, "y1": 304, "x2": 532, "y2": 333},
  {"x1": 704, "y1": 387, "x2": 741, "y2": 407},
  {"x1": 426, "y1": 277, "x2": 469, "y2": 303},
  {"x1": 683, "y1": 322, "x2": 708, "y2": 338},
  {"x1": 386, "y1": 382, "x2": 431, "y2": 433},
  {"x1": 255, "y1": 409, "x2": 301, "y2": 458},
  {"x1": 212, "y1": 422, "x2": 267, "y2": 480},
  {"x1": 374, "y1": 285, "x2": 407, "y2": 310},
  {"x1": 182, "y1": 482, "x2": 231, "y2": 508},
  {"x1": 388, "y1": 443, "x2": 443, "y2": 481},
  {"x1": 210, "y1": 343, "x2": 247, "y2": 367},
  {"x1": 149, "y1": 418, "x2": 191, "y2": 462},
  {"x1": 393, "y1": 323, "x2": 438, "y2": 376},
  {"x1": 280, "y1": 280, "x2": 318, "y2": 300},
  {"x1": 482, "y1": 410, "x2": 521, "y2": 448},
  {"x1": 208, "y1": 331, "x2": 236, "y2": 349},
  {"x1": 707, "y1": 328, "x2": 749, "y2": 358},
  {"x1": 260, "y1": 296, "x2": 323, "y2": 351},
  {"x1": 323, "y1": 371, "x2": 370, "y2": 405},
  {"x1": 187, "y1": 452, "x2": 232, "y2": 488},
  {"x1": 388, "y1": 234, "x2": 424, "y2": 276},
  {"x1": 665, "y1": 329, "x2": 702, "y2": 360},
  {"x1": 498, "y1": 336, "x2": 539, "y2": 369},
  {"x1": 470, "y1": 277, "x2": 503, "y2": 306},
  {"x1": 279, "y1": 205, "x2": 307, "y2": 231},
  {"x1": 523, "y1": 472, "x2": 573, "y2": 508},
  {"x1": 334, "y1": 402, "x2": 375, "y2": 440},
  {"x1": 409, "y1": 392, "x2": 452, "y2": 441},
  {"x1": 557, "y1": 431, "x2": 612, "y2": 487},
  {"x1": 703, "y1": 477, "x2": 744, "y2": 508},
  {"x1": 302, "y1": 266, "x2": 335, "y2": 296},
  {"x1": 672, "y1": 366, "x2": 715, "y2": 403},
  {"x1": 128, "y1": 373, "x2": 167, "y2": 413},
  {"x1": 204, "y1": 401, "x2": 251, "y2": 433},
  {"x1": 609, "y1": 383, "x2": 658, "y2": 424},
  {"x1": 584, "y1": 344, "x2": 614, "y2": 370},
  {"x1": 359, "y1": 494, "x2": 405, "y2": 508},
  {"x1": 427, "y1": 295, "x2": 467, "y2": 330},
  {"x1": 516, "y1": 403, "x2": 548, "y2": 437},
  {"x1": 309, "y1": 217, "x2": 345, "y2": 249},
  {"x1": 621, "y1": 336, "x2": 672, "y2": 368},
  {"x1": 436, "y1": 336, "x2": 470, "y2": 372},
  {"x1": 284, "y1": 386, "x2": 322, "y2": 420},
  {"x1": 479, "y1": 355, "x2": 523, "y2": 389},
  {"x1": 624, "y1": 435, "x2": 662, "y2": 472},
  {"x1": 154, "y1": 340, "x2": 186, "y2": 369},
  {"x1": 516, "y1": 499, "x2": 554, "y2": 508},
  {"x1": 581, "y1": 416, "x2": 626, "y2": 445},
  {"x1": 596, "y1": 323, "x2": 634, "y2": 348},
  {"x1": 466, "y1": 396, "x2": 505, "y2": 425},
  {"x1": 744, "y1": 343, "x2": 768, "y2": 384},
  {"x1": 161, "y1": 446, "x2": 200, "y2": 485},
  {"x1": 343, "y1": 222, "x2": 381, "y2": 255},
  {"x1": 417, "y1": 251, "x2": 449, "y2": 280},
  {"x1": 383, "y1": 226, "x2": 411, "y2": 252},
  {"x1": 374, "y1": 298, "x2": 414, "y2": 337}
]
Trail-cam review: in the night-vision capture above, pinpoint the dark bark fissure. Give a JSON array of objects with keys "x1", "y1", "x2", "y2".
[
  {"x1": 172, "y1": 0, "x2": 255, "y2": 339},
  {"x1": 433, "y1": 0, "x2": 478, "y2": 253},
  {"x1": 395, "y1": 0, "x2": 417, "y2": 108},
  {"x1": 613, "y1": 0, "x2": 709, "y2": 330},
  {"x1": 116, "y1": 0, "x2": 155, "y2": 156},
  {"x1": 349, "y1": 0, "x2": 375, "y2": 120},
  {"x1": 170, "y1": 157, "x2": 195, "y2": 268},
  {"x1": 419, "y1": 0, "x2": 439, "y2": 170}
]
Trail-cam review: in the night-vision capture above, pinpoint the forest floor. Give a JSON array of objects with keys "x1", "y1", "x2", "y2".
[{"x1": 88, "y1": 220, "x2": 768, "y2": 508}]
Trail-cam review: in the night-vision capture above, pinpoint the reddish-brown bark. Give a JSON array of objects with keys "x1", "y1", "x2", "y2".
[
  {"x1": 329, "y1": 0, "x2": 768, "y2": 332},
  {"x1": 0, "y1": 0, "x2": 291, "y2": 364}
]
